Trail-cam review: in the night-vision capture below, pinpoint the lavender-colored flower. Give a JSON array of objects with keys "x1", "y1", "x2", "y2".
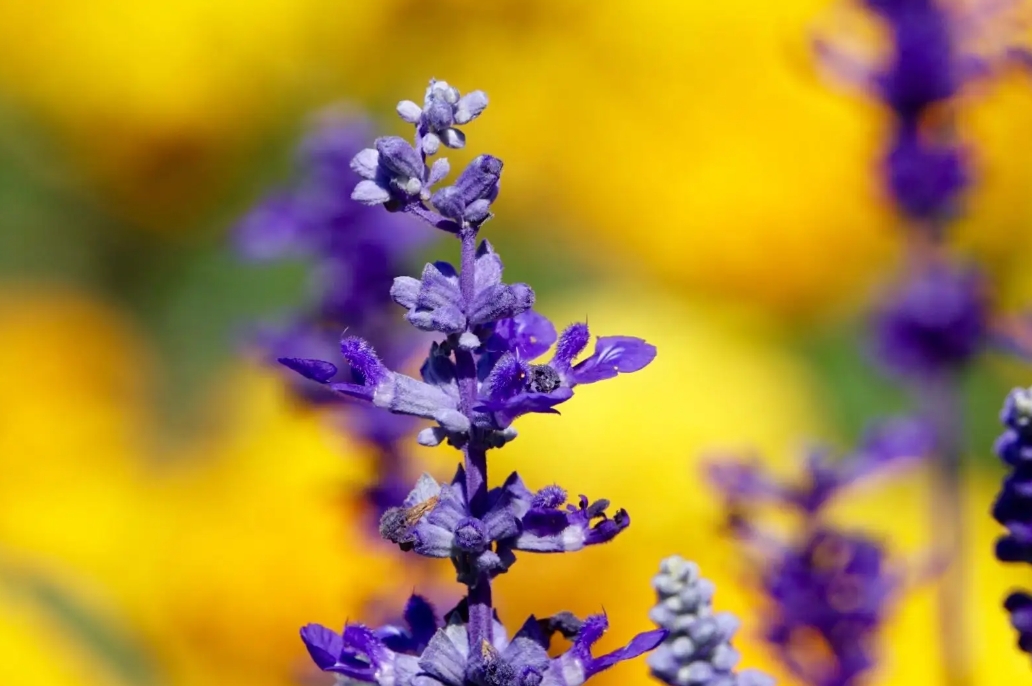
[
  {"x1": 872, "y1": 261, "x2": 988, "y2": 377},
  {"x1": 292, "y1": 78, "x2": 661, "y2": 685},
  {"x1": 391, "y1": 241, "x2": 534, "y2": 334},
  {"x1": 378, "y1": 468, "x2": 630, "y2": 584},
  {"x1": 993, "y1": 387, "x2": 1032, "y2": 656},
  {"x1": 281, "y1": 313, "x2": 655, "y2": 440},
  {"x1": 301, "y1": 597, "x2": 665, "y2": 686},
  {"x1": 707, "y1": 419, "x2": 921, "y2": 684},
  {"x1": 813, "y1": 0, "x2": 1030, "y2": 230},
  {"x1": 648, "y1": 556, "x2": 773, "y2": 686},
  {"x1": 764, "y1": 530, "x2": 897, "y2": 686}
]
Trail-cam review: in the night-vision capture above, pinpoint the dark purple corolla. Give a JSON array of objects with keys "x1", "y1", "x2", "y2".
[
  {"x1": 993, "y1": 387, "x2": 1032, "y2": 656},
  {"x1": 280, "y1": 79, "x2": 661, "y2": 686},
  {"x1": 707, "y1": 418, "x2": 929, "y2": 685}
]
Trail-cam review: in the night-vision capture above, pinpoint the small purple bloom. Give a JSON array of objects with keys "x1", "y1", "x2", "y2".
[
  {"x1": 391, "y1": 241, "x2": 534, "y2": 334},
  {"x1": 764, "y1": 530, "x2": 897, "y2": 686},
  {"x1": 708, "y1": 423, "x2": 917, "y2": 684},
  {"x1": 503, "y1": 474, "x2": 630, "y2": 554},
  {"x1": 378, "y1": 469, "x2": 630, "y2": 583},
  {"x1": 872, "y1": 261, "x2": 988, "y2": 377}
]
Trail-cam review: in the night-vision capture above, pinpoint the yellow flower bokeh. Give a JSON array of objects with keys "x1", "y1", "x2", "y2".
[
  {"x1": 0, "y1": 289, "x2": 409, "y2": 686},
  {"x1": 2, "y1": 1, "x2": 1031, "y2": 313}
]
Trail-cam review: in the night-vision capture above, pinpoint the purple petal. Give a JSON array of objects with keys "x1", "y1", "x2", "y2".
[
  {"x1": 454, "y1": 155, "x2": 503, "y2": 205},
  {"x1": 375, "y1": 136, "x2": 424, "y2": 179},
  {"x1": 279, "y1": 357, "x2": 338, "y2": 383},
  {"x1": 570, "y1": 336, "x2": 656, "y2": 384},
  {"x1": 431, "y1": 186, "x2": 466, "y2": 222},
  {"x1": 418, "y1": 629, "x2": 467, "y2": 686},
  {"x1": 350, "y1": 148, "x2": 380, "y2": 179},
  {"x1": 586, "y1": 629, "x2": 667, "y2": 677},
  {"x1": 483, "y1": 353, "x2": 530, "y2": 402},
  {"x1": 300, "y1": 623, "x2": 344, "y2": 671},
  {"x1": 490, "y1": 311, "x2": 558, "y2": 360},
  {"x1": 470, "y1": 283, "x2": 535, "y2": 326},
  {"x1": 353, "y1": 179, "x2": 391, "y2": 205},
  {"x1": 552, "y1": 323, "x2": 591, "y2": 371},
  {"x1": 404, "y1": 595, "x2": 440, "y2": 650},
  {"x1": 476, "y1": 388, "x2": 574, "y2": 422},
  {"x1": 583, "y1": 509, "x2": 629, "y2": 546},
  {"x1": 454, "y1": 90, "x2": 488, "y2": 124}
]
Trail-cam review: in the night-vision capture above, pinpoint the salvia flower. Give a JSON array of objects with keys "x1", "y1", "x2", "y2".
[
  {"x1": 285, "y1": 78, "x2": 661, "y2": 686},
  {"x1": 281, "y1": 312, "x2": 655, "y2": 443},
  {"x1": 648, "y1": 556, "x2": 773, "y2": 686},
  {"x1": 301, "y1": 596, "x2": 665, "y2": 686},
  {"x1": 377, "y1": 468, "x2": 630, "y2": 584},
  {"x1": 992, "y1": 387, "x2": 1032, "y2": 655},
  {"x1": 707, "y1": 418, "x2": 927, "y2": 685}
]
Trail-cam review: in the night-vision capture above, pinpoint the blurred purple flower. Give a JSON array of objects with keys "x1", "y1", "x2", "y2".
[
  {"x1": 707, "y1": 419, "x2": 924, "y2": 684},
  {"x1": 872, "y1": 262, "x2": 988, "y2": 378}
]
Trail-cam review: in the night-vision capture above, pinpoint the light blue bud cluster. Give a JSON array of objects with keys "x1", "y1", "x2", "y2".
[{"x1": 648, "y1": 556, "x2": 773, "y2": 686}]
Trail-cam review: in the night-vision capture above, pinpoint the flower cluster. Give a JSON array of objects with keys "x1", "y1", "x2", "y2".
[
  {"x1": 648, "y1": 556, "x2": 773, "y2": 686},
  {"x1": 234, "y1": 112, "x2": 430, "y2": 513},
  {"x1": 992, "y1": 387, "x2": 1032, "y2": 656},
  {"x1": 707, "y1": 418, "x2": 932, "y2": 685},
  {"x1": 281, "y1": 79, "x2": 662, "y2": 686}
]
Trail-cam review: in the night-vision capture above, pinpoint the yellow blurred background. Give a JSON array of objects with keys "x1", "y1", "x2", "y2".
[{"x1": 0, "y1": 1, "x2": 1030, "y2": 685}]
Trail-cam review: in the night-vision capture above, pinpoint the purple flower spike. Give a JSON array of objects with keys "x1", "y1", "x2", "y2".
[
  {"x1": 762, "y1": 531, "x2": 897, "y2": 686},
  {"x1": 569, "y1": 336, "x2": 658, "y2": 385},
  {"x1": 294, "y1": 79, "x2": 664, "y2": 686},
  {"x1": 993, "y1": 387, "x2": 1032, "y2": 656}
]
